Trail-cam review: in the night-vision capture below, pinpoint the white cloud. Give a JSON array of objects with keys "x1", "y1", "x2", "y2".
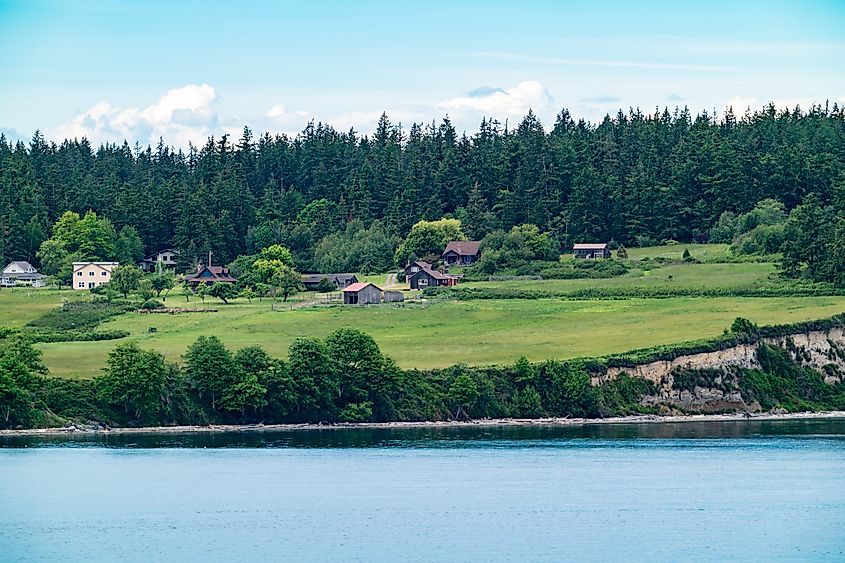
[
  {"x1": 51, "y1": 84, "x2": 221, "y2": 148},
  {"x1": 725, "y1": 95, "x2": 759, "y2": 114},
  {"x1": 266, "y1": 104, "x2": 286, "y2": 118},
  {"x1": 438, "y1": 81, "x2": 555, "y2": 120}
]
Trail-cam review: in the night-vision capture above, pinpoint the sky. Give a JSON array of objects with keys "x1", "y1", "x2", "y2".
[{"x1": 1, "y1": 0, "x2": 844, "y2": 148}]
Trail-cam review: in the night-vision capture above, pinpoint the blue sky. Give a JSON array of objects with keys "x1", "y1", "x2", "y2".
[{"x1": 1, "y1": 0, "x2": 844, "y2": 147}]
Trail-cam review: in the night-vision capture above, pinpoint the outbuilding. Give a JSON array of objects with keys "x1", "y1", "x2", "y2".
[
  {"x1": 342, "y1": 282, "x2": 383, "y2": 305},
  {"x1": 573, "y1": 243, "x2": 611, "y2": 259}
]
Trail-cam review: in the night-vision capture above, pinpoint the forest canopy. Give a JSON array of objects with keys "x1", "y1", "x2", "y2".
[{"x1": 1, "y1": 103, "x2": 844, "y2": 273}]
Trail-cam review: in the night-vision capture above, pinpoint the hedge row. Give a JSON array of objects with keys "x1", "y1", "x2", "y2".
[
  {"x1": 423, "y1": 285, "x2": 845, "y2": 301},
  {"x1": 25, "y1": 329, "x2": 130, "y2": 344}
]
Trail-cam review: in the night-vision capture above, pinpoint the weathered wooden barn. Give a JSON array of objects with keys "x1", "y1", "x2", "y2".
[{"x1": 341, "y1": 282, "x2": 383, "y2": 305}]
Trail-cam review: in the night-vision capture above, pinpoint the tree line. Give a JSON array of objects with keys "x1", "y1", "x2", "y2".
[
  {"x1": 2, "y1": 102, "x2": 844, "y2": 272},
  {"x1": 0, "y1": 326, "x2": 652, "y2": 428}
]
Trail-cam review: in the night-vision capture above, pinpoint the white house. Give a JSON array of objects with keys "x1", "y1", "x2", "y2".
[
  {"x1": 72, "y1": 262, "x2": 119, "y2": 290},
  {"x1": 139, "y1": 248, "x2": 179, "y2": 272},
  {"x1": 1, "y1": 261, "x2": 46, "y2": 288}
]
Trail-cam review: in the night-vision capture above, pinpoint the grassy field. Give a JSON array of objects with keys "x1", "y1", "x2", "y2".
[
  {"x1": 465, "y1": 262, "x2": 779, "y2": 292},
  {"x1": 3, "y1": 246, "x2": 842, "y2": 379},
  {"x1": 0, "y1": 288, "x2": 86, "y2": 327},
  {"x1": 625, "y1": 243, "x2": 730, "y2": 260},
  {"x1": 33, "y1": 295, "x2": 845, "y2": 378}
]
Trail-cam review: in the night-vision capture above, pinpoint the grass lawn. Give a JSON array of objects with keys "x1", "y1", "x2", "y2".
[
  {"x1": 36, "y1": 295, "x2": 845, "y2": 378},
  {"x1": 465, "y1": 262, "x2": 779, "y2": 292},
  {"x1": 0, "y1": 288, "x2": 86, "y2": 327},
  {"x1": 625, "y1": 243, "x2": 730, "y2": 261}
]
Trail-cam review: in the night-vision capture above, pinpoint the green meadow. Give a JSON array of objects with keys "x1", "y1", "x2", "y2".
[
  {"x1": 29, "y1": 294, "x2": 845, "y2": 378},
  {"x1": 1, "y1": 245, "x2": 843, "y2": 379}
]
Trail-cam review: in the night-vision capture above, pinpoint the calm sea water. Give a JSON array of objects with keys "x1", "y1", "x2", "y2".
[{"x1": 2, "y1": 420, "x2": 845, "y2": 562}]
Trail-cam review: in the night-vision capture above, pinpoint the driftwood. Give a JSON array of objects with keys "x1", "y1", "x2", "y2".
[{"x1": 135, "y1": 308, "x2": 218, "y2": 314}]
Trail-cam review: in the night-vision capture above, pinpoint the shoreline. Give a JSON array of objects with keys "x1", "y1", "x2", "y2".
[{"x1": 3, "y1": 410, "x2": 845, "y2": 437}]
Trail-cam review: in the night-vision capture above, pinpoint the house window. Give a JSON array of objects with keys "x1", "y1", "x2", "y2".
[
  {"x1": 418, "y1": 278, "x2": 428, "y2": 287},
  {"x1": 88, "y1": 282, "x2": 95, "y2": 289},
  {"x1": 89, "y1": 271, "x2": 95, "y2": 276},
  {"x1": 77, "y1": 271, "x2": 82, "y2": 277},
  {"x1": 78, "y1": 282, "x2": 84, "y2": 288},
  {"x1": 102, "y1": 271, "x2": 108, "y2": 276}
]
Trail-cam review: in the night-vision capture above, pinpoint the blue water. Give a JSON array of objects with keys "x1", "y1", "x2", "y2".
[{"x1": 2, "y1": 421, "x2": 845, "y2": 562}]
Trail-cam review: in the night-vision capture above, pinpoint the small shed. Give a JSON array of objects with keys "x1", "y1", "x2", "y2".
[
  {"x1": 342, "y1": 282, "x2": 383, "y2": 305},
  {"x1": 573, "y1": 243, "x2": 611, "y2": 259},
  {"x1": 384, "y1": 290, "x2": 405, "y2": 303}
]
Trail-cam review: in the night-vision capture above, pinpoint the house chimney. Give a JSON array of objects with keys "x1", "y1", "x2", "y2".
[{"x1": 208, "y1": 251, "x2": 212, "y2": 267}]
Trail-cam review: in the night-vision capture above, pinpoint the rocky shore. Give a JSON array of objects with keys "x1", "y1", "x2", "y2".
[{"x1": 3, "y1": 410, "x2": 844, "y2": 437}]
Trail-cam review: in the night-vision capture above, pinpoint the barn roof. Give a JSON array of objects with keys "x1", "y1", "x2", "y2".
[
  {"x1": 442, "y1": 241, "x2": 481, "y2": 256},
  {"x1": 342, "y1": 282, "x2": 382, "y2": 293},
  {"x1": 573, "y1": 243, "x2": 608, "y2": 250}
]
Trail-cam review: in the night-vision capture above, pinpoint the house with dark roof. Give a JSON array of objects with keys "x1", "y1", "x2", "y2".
[
  {"x1": 140, "y1": 248, "x2": 179, "y2": 272},
  {"x1": 442, "y1": 241, "x2": 481, "y2": 265},
  {"x1": 408, "y1": 266, "x2": 460, "y2": 290},
  {"x1": 404, "y1": 260, "x2": 432, "y2": 279},
  {"x1": 1, "y1": 261, "x2": 46, "y2": 288},
  {"x1": 185, "y1": 264, "x2": 238, "y2": 286},
  {"x1": 342, "y1": 282, "x2": 383, "y2": 305},
  {"x1": 301, "y1": 273, "x2": 358, "y2": 291},
  {"x1": 573, "y1": 243, "x2": 611, "y2": 259}
]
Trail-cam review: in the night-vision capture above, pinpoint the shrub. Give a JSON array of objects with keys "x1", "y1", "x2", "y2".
[
  {"x1": 140, "y1": 299, "x2": 165, "y2": 310},
  {"x1": 339, "y1": 402, "x2": 374, "y2": 422}
]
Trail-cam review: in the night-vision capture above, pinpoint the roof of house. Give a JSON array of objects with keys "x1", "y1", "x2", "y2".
[
  {"x1": 406, "y1": 260, "x2": 432, "y2": 269},
  {"x1": 2, "y1": 272, "x2": 45, "y2": 279},
  {"x1": 72, "y1": 262, "x2": 119, "y2": 271},
  {"x1": 342, "y1": 282, "x2": 382, "y2": 293},
  {"x1": 573, "y1": 243, "x2": 609, "y2": 250},
  {"x1": 143, "y1": 248, "x2": 179, "y2": 261},
  {"x1": 301, "y1": 273, "x2": 358, "y2": 283},
  {"x1": 7, "y1": 261, "x2": 35, "y2": 271},
  {"x1": 413, "y1": 266, "x2": 448, "y2": 280},
  {"x1": 186, "y1": 264, "x2": 237, "y2": 283},
  {"x1": 442, "y1": 241, "x2": 481, "y2": 256}
]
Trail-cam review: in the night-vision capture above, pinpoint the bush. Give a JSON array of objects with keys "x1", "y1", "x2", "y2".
[
  {"x1": 339, "y1": 402, "x2": 374, "y2": 422},
  {"x1": 26, "y1": 301, "x2": 134, "y2": 332},
  {"x1": 140, "y1": 299, "x2": 165, "y2": 310}
]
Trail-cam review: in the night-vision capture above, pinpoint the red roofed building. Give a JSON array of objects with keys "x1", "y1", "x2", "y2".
[
  {"x1": 341, "y1": 282, "x2": 383, "y2": 305},
  {"x1": 442, "y1": 241, "x2": 481, "y2": 265}
]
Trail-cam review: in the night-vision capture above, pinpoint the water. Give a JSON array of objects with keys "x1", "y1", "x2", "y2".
[{"x1": 2, "y1": 420, "x2": 845, "y2": 562}]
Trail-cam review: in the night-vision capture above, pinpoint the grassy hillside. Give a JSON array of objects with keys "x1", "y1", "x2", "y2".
[
  {"x1": 0, "y1": 288, "x2": 85, "y2": 327},
  {"x1": 2, "y1": 245, "x2": 841, "y2": 379},
  {"x1": 34, "y1": 295, "x2": 845, "y2": 378}
]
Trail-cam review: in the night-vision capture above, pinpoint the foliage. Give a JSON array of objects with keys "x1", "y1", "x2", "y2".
[
  {"x1": 110, "y1": 265, "x2": 142, "y2": 298},
  {"x1": 8, "y1": 313, "x2": 845, "y2": 428},
  {"x1": 476, "y1": 224, "x2": 558, "y2": 274},
  {"x1": 26, "y1": 301, "x2": 133, "y2": 332},
  {"x1": 96, "y1": 342, "x2": 168, "y2": 423},
  {"x1": 0, "y1": 332, "x2": 46, "y2": 427},
  {"x1": 115, "y1": 225, "x2": 145, "y2": 265},
  {"x1": 780, "y1": 195, "x2": 844, "y2": 285},
  {"x1": 3, "y1": 106, "x2": 845, "y2": 275},
  {"x1": 394, "y1": 218, "x2": 465, "y2": 267},
  {"x1": 208, "y1": 282, "x2": 238, "y2": 304},
  {"x1": 313, "y1": 220, "x2": 399, "y2": 274}
]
